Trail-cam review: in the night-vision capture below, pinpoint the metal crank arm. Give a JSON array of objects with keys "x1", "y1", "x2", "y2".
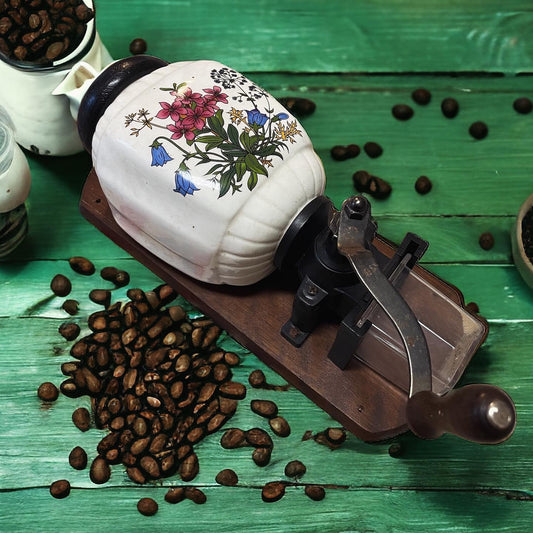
[{"x1": 336, "y1": 196, "x2": 516, "y2": 444}]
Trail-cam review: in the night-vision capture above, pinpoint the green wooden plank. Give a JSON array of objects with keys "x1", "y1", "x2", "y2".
[
  {"x1": 0, "y1": 485, "x2": 531, "y2": 533},
  {"x1": 94, "y1": 0, "x2": 533, "y2": 74}
]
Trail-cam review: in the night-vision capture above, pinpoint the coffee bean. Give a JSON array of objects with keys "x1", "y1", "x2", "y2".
[
  {"x1": 37, "y1": 381, "x2": 59, "y2": 402},
  {"x1": 245, "y1": 428, "x2": 273, "y2": 448},
  {"x1": 513, "y1": 97, "x2": 532, "y2": 114},
  {"x1": 50, "y1": 479, "x2": 70, "y2": 499},
  {"x1": 215, "y1": 468, "x2": 238, "y2": 486},
  {"x1": 89, "y1": 289, "x2": 111, "y2": 308},
  {"x1": 346, "y1": 144, "x2": 360, "y2": 158},
  {"x1": 325, "y1": 427, "x2": 346, "y2": 445},
  {"x1": 415, "y1": 175, "x2": 432, "y2": 195},
  {"x1": 412, "y1": 88, "x2": 431, "y2": 105},
  {"x1": 61, "y1": 299, "x2": 79, "y2": 316},
  {"x1": 69, "y1": 256, "x2": 95, "y2": 276},
  {"x1": 441, "y1": 97, "x2": 459, "y2": 118},
  {"x1": 330, "y1": 145, "x2": 348, "y2": 161},
  {"x1": 465, "y1": 301, "x2": 480, "y2": 314},
  {"x1": 68, "y1": 446, "x2": 88, "y2": 470},
  {"x1": 250, "y1": 399, "x2": 278, "y2": 419},
  {"x1": 261, "y1": 481, "x2": 286, "y2": 503},
  {"x1": 269, "y1": 416, "x2": 291, "y2": 437},
  {"x1": 284, "y1": 460, "x2": 306, "y2": 478},
  {"x1": 140, "y1": 455, "x2": 161, "y2": 479},
  {"x1": 129, "y1": 37, "x2": 147, "y2": 55},
  {"x1": 392, "y1": 104, "x2": 414, "y2": 121},
  {"x1": 72, "y1": 407, "x2": 91, "y2": 431},
  {"x1": 367, "y1": 175, "x2": 392, "y2": 200},
  {"x1": 363, "y1": 142, "x2": 383, "y2": 158},
  {"x1": 179, "y1": 452, "x2": 199, "y2": 481},
  {"x1": 51, "y1": 274, "x2": 71, "y2": 297},
  {"x1": 277, "y1": 97, "x2": 316, "y2": 117},
  {"x1": 352, "y1": 170, "x2": 372, "y2": 193},
  {"x1": 479, "y1": 232, "x2": 495, "y2": 250},
  {"x1": 185, "y1": 487, "x2": 207, "y2": 504},
  {"x1": 165, "y1": 487, "x2": 185, "y2": 503},
  {"x1": 221, "y1": 428, "x2": 247, "y2": 449},
  {"x1": 219, "y1": 381, "x2": 246, "y2": 400},
  {"x1": 469, "y1": 121, "x2": 488, "y2": 140},
  {"x1": 248, "y1": 369, "x2": 266, "y2": 388},
  {"x1": 137, "y1": 497, "x2": 158, "y2": 516},
  {"x1": 58, "y1": 322, "x2": 80, "y2": 341},
  {"x1": 388, "y1": 442, "x2": 403, "y2": 458},
  {"x1": 305, "y1": 485, "x2": 326, "y2": 501},
  {"x1": 89, "y1": 456, "x2": 111, "y2": 484}
]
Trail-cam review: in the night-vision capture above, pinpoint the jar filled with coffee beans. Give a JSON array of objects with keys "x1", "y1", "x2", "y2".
[{"x1": 0, "y1": 106, "x2": 30, "y2": 258}]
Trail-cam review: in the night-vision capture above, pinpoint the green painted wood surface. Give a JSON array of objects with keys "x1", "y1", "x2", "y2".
[{"x1": 1, "y1": 1, "x2": 533, "y2": 531}]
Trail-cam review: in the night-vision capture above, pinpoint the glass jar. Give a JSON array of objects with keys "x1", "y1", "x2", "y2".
[{"x1": 0, "y1": 108, "x2": 31, "y2": 258}]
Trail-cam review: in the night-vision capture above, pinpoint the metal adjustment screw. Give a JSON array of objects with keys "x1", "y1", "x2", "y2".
[{"x1": 344, "y1": 196, "x2": 368, "y2": 219}]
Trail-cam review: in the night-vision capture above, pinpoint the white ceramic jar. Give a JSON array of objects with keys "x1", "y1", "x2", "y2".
[
  {"x1": 77, "y1": 56, "x2": 325, "y2": 285},
  {"x1": 0, "y1": 1, "x2": 112, "y2": 156},
  {"x1": 0, "y1": 108, "x2": 31, "y2": 257}
]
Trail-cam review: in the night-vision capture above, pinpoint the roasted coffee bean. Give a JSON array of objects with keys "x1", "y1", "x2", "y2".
[
  {"x1": 305, "y1": 485, "x2": 326, "y2": 501},
  {"x1": 61, "y1": 299, "x2": 79, "y2": 316},
  {"x1": 479, "y1": 232, "x2": 495, "y2": 250},
  {"x1": 89, "y1": 456, "x2": 111, "y2": 484},
  {"x1": 219, "y1": 381, "x2": 246, "y2": 399},
  {"x1": 100, "y1": 266, "x2": 130, "y2": 287},
  {"x1": 415, "y1": 175, "x2": 432, "y2": 195},
  {"x1": 51, "y1": 274, "x2": 71, "y2": 297},
  {"x1": 277, "y1": 97, "x2": 316, "y2": 117},
  {"x1": 185, "y1": 487, "x2": 207, "y2": 504},
  {"x1": 60, "y1": 378, "x2": 82, "y2": 398},
  {"x1": 224, "y1": 352, "x2": 240, "y2": 366},
  {"x1": 250, "y1": 399, "x2": 278, "y2": 419},
  {"x1": 89, "y1": 289, "x2": 111, "y2": 308},
  {"x1": 469, "y1": 121, "x2": 488, "y2": 140},
  {"x1": 50, "y1": 479, "x2": 70, "y2": 499},
  {"x1": 68, "y1": 446, "x2": 88, "y2": 470},
  {"x1": 58, "y1": 322, "x2": 80, "y2": 341},
  {"x1": 261, "y1": 481, "x2": 286, "y2": 503},
  {"x1": 441, "y1": 97, "x2": 459, "y2": 118},
  {"x1": 465, "y1": 301, "x2": 480, "y2": 314},
  {"x1": 248, "y1": 369, "x2": 266, "y2": 388},
  {"x1": 215, "y1": 468, "x2": 238, "y2": 486},
  {"x1": 129, "y1": 37, "x2": 147, "y2": 55},
  {"x1": 179, "y1": 452, "x2": 199, "y2": 481},
  {"x1": 354, "y1": 171, "x2": 391, "y2": 199},
  {"x1": 388, "y1": 442, "x2": 403, "y2": 458},
  {"x1": 325, "y1": 427, "x2": 346, "y2": 445},
  {"x1": 165, "y1": 487, "x2": 185, "y2": 503},
  {"x1": 284, "y1": 460, "x2": 306, "y2": 478},
  {"x1": 140, "y1": 455, "x2": 161, "y2": 479},
  {"x1": 37, "y1": 381, "x2": 59, "y2": 402},
  {"x1": 252, "y1": 447, "x2": 271, "y2": 467},
  {"x1": 330, "y1": 145, "x2": 348, "y2": 161},
  {"x1": 72, "y1": 407, "x2": 91, "y2": 431},
  {"x1": 220, "y1": 428, "x2": 247, "y2": 449},
  {"x1": 269, "y1": 416, "x2": 291, "y2": 437},
  {"x1": 392, "y1": 104, "x2": 414, "y2": 120},
  {"x1": 69, "y1": 256, "x2": 95, "y2": 276},
  {"x1": 363, "y1": 142, "x2": 383, "y2": 158},
  {"x1": 346, "y1": 144, "x2": 361, "y2": 158},
  {"x1": 137, "y1": 497, "x2": 158, "y2": 516},
  {"x1": 513, "y1": 97, "x2": 532, "y2": 114},
  {"x1": 126, "y1": 466, "x2": 146, "y2": 484},
  {"x1": 352, "y1": 170, "x2": 371, "y2": 193},
  {"x1": 412, "y1": 88, "x2": 431, "y2": 105},
  {"x1": 245, "y1": 428, "x2": 273, "y2": 448}
]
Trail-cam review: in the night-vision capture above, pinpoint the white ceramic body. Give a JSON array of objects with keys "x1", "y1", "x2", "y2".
[
  {"x1": 0, "y1": 32, "x2": 112, "y2": 156},
  {"x1": 91, "y1": 60, "x2": 325, "y2": 285}
]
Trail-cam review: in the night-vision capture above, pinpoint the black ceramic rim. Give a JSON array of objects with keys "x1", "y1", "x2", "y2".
[
  {"x1": 77, "y1": 55, "x2": 169, "y2": 153},
  {"x1": 274, "y1": 195, "x2": 332, "y2": 273}
]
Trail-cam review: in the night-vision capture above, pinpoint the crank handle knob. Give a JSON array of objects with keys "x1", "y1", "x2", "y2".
[{"x1": 406, "y1": 385, "x2": 516, "y2": 444}]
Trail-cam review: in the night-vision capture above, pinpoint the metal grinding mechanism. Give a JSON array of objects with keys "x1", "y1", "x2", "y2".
[{"x1": 73, "y1": 56, "x2": 516, "y2": 445}]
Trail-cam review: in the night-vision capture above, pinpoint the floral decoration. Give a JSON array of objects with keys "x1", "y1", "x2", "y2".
[{"x1": 124, "y1": 67, "x2": 302, "y2": 198}]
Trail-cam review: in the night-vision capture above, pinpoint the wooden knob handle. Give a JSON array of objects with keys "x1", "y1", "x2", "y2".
[{"x1": 406, "y1": 385, "x2": 516, "y2": 444}]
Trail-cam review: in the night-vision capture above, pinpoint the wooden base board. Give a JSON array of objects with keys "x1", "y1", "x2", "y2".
[{"x1": 80, "y1": 168, "x2": 429, "y2": 441}]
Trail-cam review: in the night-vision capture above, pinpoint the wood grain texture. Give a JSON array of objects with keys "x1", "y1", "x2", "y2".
[
  {"x1": 94, "y1": 0, "x2": 533, "y2": 74},
  {"x1": 1, "y1": 1, "x2": 533, "y2": 531}
]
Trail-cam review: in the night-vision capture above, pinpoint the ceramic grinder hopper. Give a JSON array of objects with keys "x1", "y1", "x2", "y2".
[{"x1": 77, "y1": 55, "x2": 516, "y2": 444}]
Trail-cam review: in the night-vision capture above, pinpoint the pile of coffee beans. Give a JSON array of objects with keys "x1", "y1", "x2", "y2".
[
  {"x1": 522, "y1": 206, "x2": 533, "y2": 264},
  {"x1": 0, "y1": 0, "x2": 94, "y2": 64}
]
